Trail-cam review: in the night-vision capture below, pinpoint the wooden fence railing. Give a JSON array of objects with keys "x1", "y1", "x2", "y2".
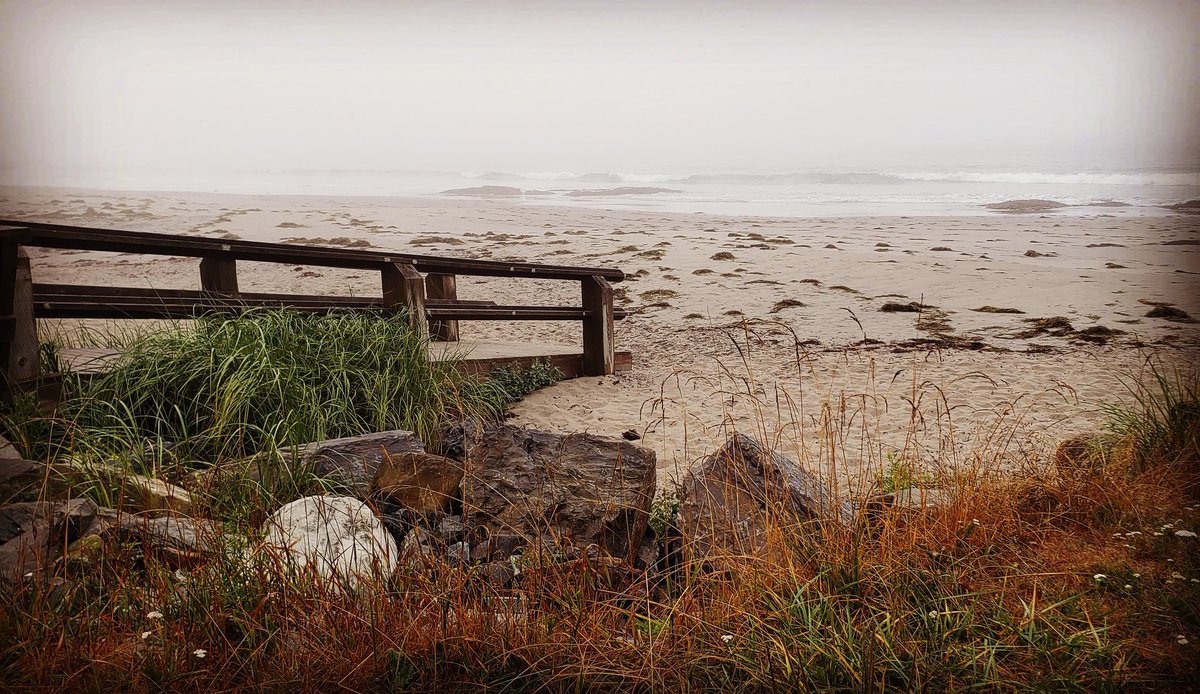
[{"x1": 0, "y1": 220, "x2": 627, "y2": 391}]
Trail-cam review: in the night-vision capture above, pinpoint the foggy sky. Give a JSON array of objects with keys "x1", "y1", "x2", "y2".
[{"x1": 2, "y1": 0, "x2": 1198, "y2": 180}]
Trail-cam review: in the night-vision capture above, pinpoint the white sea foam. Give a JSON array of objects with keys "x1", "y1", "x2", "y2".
[
  {"x1": 460, "y1": 169, "x2": 1200, "y2": 187},
  {"x1": 891, "y1": 171, "x2": 1200, "y2": 186}
]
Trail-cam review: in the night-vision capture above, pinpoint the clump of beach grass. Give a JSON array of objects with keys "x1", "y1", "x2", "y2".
[{"x1": 6, "y1": 311, "x2": 507, "y2": 469}]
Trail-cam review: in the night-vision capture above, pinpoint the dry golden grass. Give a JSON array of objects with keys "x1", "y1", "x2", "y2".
[{"x1": 2, "y1": 327, "x2": 1197, "y2": 691}]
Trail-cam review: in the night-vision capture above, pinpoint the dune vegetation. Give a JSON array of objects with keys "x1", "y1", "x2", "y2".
[{"x1": 0, "y1": 314, "x2": 1197, "y2": 692}]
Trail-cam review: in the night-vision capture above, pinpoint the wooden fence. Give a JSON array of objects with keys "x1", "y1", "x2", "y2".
[{"x1": 0, "y1": 220, "x2": 627, "y2": 393}]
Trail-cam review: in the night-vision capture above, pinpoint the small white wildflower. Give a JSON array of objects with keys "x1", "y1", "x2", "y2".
[
  {"x1": 1127, "y1": 531, "x2": 1142, "y2": 536},
  {"x1": 1175, "y1": 530, "x2": 1197, "y2": 538},
  {"x1": 720, "y1": 635, "x2": 733, "y2": 644},
  {"x1": 193, "y1": 648, "x2": 207, "y2": 658},
  {"x1": 140, "y1": 631, "x2": 152, "y2": 640},
  {"x1": 1153, "y1": 532, "x2": 1164, "y2": 537},
  {"x1": 23, "y1": 572, "x2": 32, "y2": 578},
  {"x1": 1133, "y1": 573, "x2": 1141, "y2": 578},
  {"x1": 1112, "y1": 533, "x2": 1122, "y2": 538},
  {"x1": 1172, "y1": 572, "x2": 1184, "y2": 580},
  {"x1": 928, "y1": 610, "x2": 938, "y2": 618},
  {"x1": 1123, "y1": 544, "x2": 1134, "y2": 549},
  {"x1": 1178, "y1": 637, "x2": 1189, "y2": 645},
  {"x1": 1166, "y1": 580, "x2": 1175, "y2": 585},
  {"x1": 1191, "y1": 579, "x2": 1199, "y2": 584},
  {"x1": 1124, "y1": 584, "x2": 1132, "y2": 590},
  {"x1": 146, "y1": 611, "x2": 163, "y2": 620},
  {"x1": 1167, "y1": 559, "x2": 1175, "y2": 563},
  {"x1": 1093, "y1": 573, "x2": 1107, "y2": 581},
  {"x1": 971, "y1": 518, "x2": 979, "y2": 526}
]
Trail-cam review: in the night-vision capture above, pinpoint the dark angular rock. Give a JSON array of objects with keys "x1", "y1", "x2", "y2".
[
  {"x1": 459, "y1": 426, "x2": 656, "y2": 562},
  {"x1": 678, "y1": 434, "x2": 855, "y2": 558},
  {"x1": 300, "y1": 431, "x2": 426, "y2": 496},
  {"x1": 196, "y1": 430, "x2": 425, "y2": 498}
]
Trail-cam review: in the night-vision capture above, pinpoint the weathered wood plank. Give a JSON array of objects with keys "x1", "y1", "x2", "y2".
[
  {"x1": 4, "y1": 221, "x2": 625, "y2": 282},
  {"x1": 424, "y1": 273, "x2": 459, "y2": 342},
  {"x1": 581, "y1": 275, "x2": 615, "y2": 376}
]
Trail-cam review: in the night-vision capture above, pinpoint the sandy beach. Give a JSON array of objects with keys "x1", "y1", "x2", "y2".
[{"x1": 4, "y1": 187, "x2": 1198, "y2": 487}]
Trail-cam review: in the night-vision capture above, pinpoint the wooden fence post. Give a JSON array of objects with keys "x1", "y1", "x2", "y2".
[
  {"x1": 424, "y1": 273, "x2": 459, "y2": 342},
  {"x1": 1, "y1": 229, "x2": 31, "y2": 394},
  {"x1": 199, "y1": 257, "x2": 239, "y2": 295},
  {"x1": 6, "y1": 248, "x2": 38, "y2": 384},
  {"x1": 581, "y1": 275, "x2": 614, "y2": 376},
  {"x1": 382, "y1": 262, "x2": 428, "y2": 339}
]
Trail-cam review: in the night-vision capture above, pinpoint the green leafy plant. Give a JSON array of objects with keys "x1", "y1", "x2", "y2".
[{"x1": 484, "y1": 359, "x2": 562, "y2": 407}]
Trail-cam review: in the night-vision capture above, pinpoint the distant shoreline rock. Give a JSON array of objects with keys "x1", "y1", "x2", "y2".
[
  {"x1": 1165, "y1": 199, "x2": 1200, "y2": 213},
  {"x1": 564, "y1": 187, "x2": 680, "y2": 197},
  {"x1": 984, "y1": 199, "x2": 1069, "y2": 212},
  {"x1": 440, "y1": 185, "x2": 525, "y2": 197}
]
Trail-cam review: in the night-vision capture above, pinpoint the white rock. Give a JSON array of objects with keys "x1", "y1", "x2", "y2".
[{"x1": 261, "y1": 496, "x2": 397, "y2": 589}]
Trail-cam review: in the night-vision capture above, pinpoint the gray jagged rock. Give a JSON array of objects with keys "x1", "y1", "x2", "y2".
[{"x1": 678, "y1": 434, "x2": 855, "y2": 558}]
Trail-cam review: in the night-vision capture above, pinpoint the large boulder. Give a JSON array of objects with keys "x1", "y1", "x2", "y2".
[
  {"x1": 458, "y1": 426, "x2": 656, "y2": 562},
  {"x1": 260, "y1": 495, "x2": 398, "y2": 589},
  {"x1": 678, "y1": 434, "x2": 855, "y2": 558},
  {"x1": 370, "y1": 452, "x2": 463, "y2": 514}
]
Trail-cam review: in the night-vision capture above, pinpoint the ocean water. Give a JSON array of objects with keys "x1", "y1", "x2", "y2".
[{"x1": 11, "y1": 167, "x2": 1200, "y2": 218}]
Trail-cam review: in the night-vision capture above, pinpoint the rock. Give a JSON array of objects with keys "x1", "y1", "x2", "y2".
[
  {"x1": 0, "y1": 457, "x2": 46, "y2": 503},
  {"x1": 446, "y1": 541, "x2": 470, "y2": 565},
  {"x1": 52, "y1": 498, "x2": 100, "y2": 542},
  {"x1": 1053, "y1": 432, "x2": 1110, "y2": 475},
  {"x1": 398, "y1": 525, "x2": 437, "y2": 568},
  {"x1": 678, "y1": 434, "x2": 855, "y2": 558},
  {"x1": 459, "y1": 426, "x2": 656, "y2": 562},
  {"x1": 0, "y1": 501, "x2": 46, "y2": 545},
  {"x1": 261, "y1": 496, "x2": 398, "y2": 588},
  {"x1": 478, "y1": 560, "x2": 516, "y2": 588},
  {"x1": 370, "y1": 451, "x2": 463, "y2": 513},
  {"x1": 437, "y1": 515, "x2": 465, "y2": 543},
  {"x1": 635, "y1": 531, "x2": 659, "y2": 572},
  {"x1": 470, "y1": 533, "x2": 525, "y2": 562},
  {"x1": 197, "y1": 430, "x2": 425, "y2": 498},
  {"x1": 0, "y1": 502, "x2": 52, "y2": 581},
  {"x1": 300, "y1": 431, "x2": 425, "y2": 496},
  {"x1": 622, "y1": 429, "x2": 642, "y2": 441},
  {"x1": 123, "y1": 473, "x2": 193, "y2": 514},
  {"x1": 0, "y1": 435, "x2": 23, "y2": 459},
  {"x1": 440, "y1": 185, "x2": 524, "y2": 197},
  {"x1": 111, "y1": 515, "x2": 224, "y2": 566}
]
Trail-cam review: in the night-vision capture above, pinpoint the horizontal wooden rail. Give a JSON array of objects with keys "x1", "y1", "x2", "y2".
[
  {"x1": 3, "y1": 221, "x2": 626, "y2": 381},
  {"x1": 1, "y1": 221, "x2": 625, "y2": 282}
]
